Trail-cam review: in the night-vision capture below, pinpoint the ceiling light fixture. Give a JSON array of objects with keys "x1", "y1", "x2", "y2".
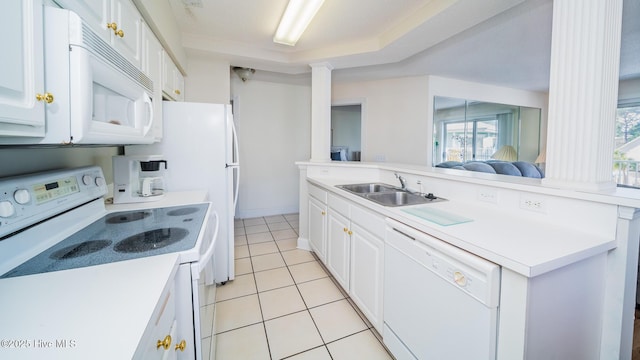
[
  {"x1": 232, "y1": 67, "x2": 255, "y2": 82},
  {"x1": 273, "y1": 0, "x2": 325, "y2": 46}
]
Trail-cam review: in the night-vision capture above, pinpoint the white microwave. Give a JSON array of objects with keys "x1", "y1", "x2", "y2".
[{"x1": 0, "y1": 7, "x2": 155, "y2": 145}]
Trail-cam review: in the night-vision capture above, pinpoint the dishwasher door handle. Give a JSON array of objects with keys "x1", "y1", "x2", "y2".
[{"x1": 392, "y1": 227, "x2": 415, "y2": 241}]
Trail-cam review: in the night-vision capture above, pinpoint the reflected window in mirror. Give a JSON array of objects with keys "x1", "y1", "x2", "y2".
[{"x1": 433, "y1": 96, "x2": 543, "y2": 178}]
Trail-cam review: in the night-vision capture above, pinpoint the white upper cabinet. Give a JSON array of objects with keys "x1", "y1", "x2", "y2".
[
  {"x1": 56, "y1": 0, "x2": 142, "y2": 68},
  {"x1": 0, "y1": 0, "x2": 46, "y2": 137},
  {"x1": 162, "y1": 51, "x2": 185, "y2": 102},
  {"x1": 110, "y1": 0, "x2": 141, "y2": 68}
]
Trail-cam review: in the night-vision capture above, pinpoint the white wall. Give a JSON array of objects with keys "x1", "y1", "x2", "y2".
[
  {"x1": 231, "y1": 77, "x2": 311, "y2": 218},
  {"x1": 333, "y1": 76, "x2": 430, "y2": 164},
  {"x1": 0, "y1": 147, "x2": 119, "y2": 182},
  {"x1": 184, "y1": 56, "x2": 231, "y2": 104}
]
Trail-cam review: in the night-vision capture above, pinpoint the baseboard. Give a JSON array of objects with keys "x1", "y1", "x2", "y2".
[
  {"x1": 236, "y1": 205, "x2": 300, "y2": 219},
  {"x1": 297, "y1": 236, "x2": 311, "y2": 251}
]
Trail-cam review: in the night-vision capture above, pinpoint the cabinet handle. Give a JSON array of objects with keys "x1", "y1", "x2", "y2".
[
  {"x1": 343, "y1": 227, "x2": 348, "y2": 232},
  {"x1": 174, "y1": 89, "x2": 181, "y2": 95},
  {"x1": 175, "y1": 339, "x2": 186, "y2": 351},
  {"x1": 115, "y1": 29, "x2": 124, "y2": 38},
  {"x1": 348, "y1": 230, "x2": 353, "y2": 235},
  {"x1": 157, "y1": 335, "x2": 172, "y2": 350},
  {"x1": 321, "y1": 211, "x2": 326, "y2": 215},
  {"x1": 106, "y1": 22, "x2": 118, "y2": 31},
  {"x1": 36, "y1": 92, "x2": 54, "y2": 104}
]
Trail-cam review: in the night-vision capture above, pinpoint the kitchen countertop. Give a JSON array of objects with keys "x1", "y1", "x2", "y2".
[
  {"x1": 308, "y1": 177, "x2": 617, "y2": 277},
  {"x1": 105, "y1": 190, "x2": 209, "y2": 211},
  {"x1": 0, "y1": 253, "x2": 179, "y2": 360}
]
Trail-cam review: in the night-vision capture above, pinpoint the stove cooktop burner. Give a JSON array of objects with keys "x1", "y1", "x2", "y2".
[
  {"x1": 1, "y1": 203, "x2": 209, "y2": 278},
  {"x1": 167, "y1": 207, "x2": 198, "y2": 216},
  {"x1": 106, "y1": 211, "x2": 151, "y2": 224},
  {"x1": 50, "y1": 240, "x2": 113, "y2": 260},
  {"x1": 114, "y1": 228, "x2": 188, "y2": 253}
]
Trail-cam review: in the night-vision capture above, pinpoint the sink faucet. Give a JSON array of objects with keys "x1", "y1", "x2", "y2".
[{"x1": 394, "y1": 173, "x2": 407, "y2": 190}]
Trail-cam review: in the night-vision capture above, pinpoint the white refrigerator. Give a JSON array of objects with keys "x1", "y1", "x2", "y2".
[{"x1": 126, "y1": 101, "x2": 239, "y2": 283}]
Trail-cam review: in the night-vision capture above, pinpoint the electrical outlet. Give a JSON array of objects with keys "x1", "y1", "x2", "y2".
[
  {"x1": 520, "y1": 195, "x2": 546, "y2": 213},
  {"x1": 477, "y1": 189, "x2": 498, "y2": 203}
]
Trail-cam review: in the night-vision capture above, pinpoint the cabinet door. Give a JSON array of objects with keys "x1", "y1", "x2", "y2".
[
  {"x1": 162, "y1": 51, "x2": 184, "y2": 101},
  {"x1": 350, "y1": 223, "x2": 384, "y2": 332},
  {"x1": 162, "y1": 51, "x2": 175, "y2": 99},
  {"x1": 308, "y1": 197, "x2": 327, "y2": 262},
  {"x1": 0, "y1": 0, "x2": 46, "y2": 137},
  {"x1": 327, "y1": 210, "x2": 350, "y2": 291},
  {"x1": 55, "y1": 0, "x2": 111, "y2": 42},
  {"x1": 110, "y1": 0, "x2": 141, "y2": 68},
  {"x1": 174, "y1": 70, "x2": 185, "y2": 101}
]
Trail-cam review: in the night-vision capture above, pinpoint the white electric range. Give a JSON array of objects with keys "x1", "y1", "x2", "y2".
[{"x1": 0, "y1": 166, "x2": 218, "y2": 359}]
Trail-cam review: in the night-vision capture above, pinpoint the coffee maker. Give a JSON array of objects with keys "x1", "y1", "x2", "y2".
[{"x1": 112, "y1": 155, "x2": 168, "y2": 204}]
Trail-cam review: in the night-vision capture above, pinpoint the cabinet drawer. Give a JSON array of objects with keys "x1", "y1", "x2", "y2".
[
  {"x1": 328, "y1": 193, "x2": 350, "y2": 217},
  {"x1": 308, "y1": 183, "x2": 327, "y2": 203},
  {"x1": 135, "y1": 281, "x2": 176, "y2": 359},
  {"x1": 351, "y1": 204, "x2": 384, "y2": 238}
]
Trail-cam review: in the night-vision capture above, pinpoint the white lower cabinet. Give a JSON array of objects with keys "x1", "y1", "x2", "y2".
[
  {"x1": 315, "y1": 188, "x2": 385, "y2": 332},
  {"x1": 135, "y1": 265, "x2": 190, "y2": 359},
  {"x1": 308, "y1": 196, "x2": 327, "y2": 262},
  {"x1": 327, "y1": 208, "x2": 351, "y2": 290},
  {"x1": 349, "y1": 221, "x2": 384, "y2": 332}
]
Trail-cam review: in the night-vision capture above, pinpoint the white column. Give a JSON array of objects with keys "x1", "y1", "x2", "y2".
[
  {"x1": 542, "y1": 0, "x2": 624, "y2": 191},
  {"x1": 309, "y1": 62, "x2": 333, "y2": 162}
]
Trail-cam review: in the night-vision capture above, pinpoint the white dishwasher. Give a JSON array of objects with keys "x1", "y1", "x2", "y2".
[{"x1": 383, "y1": 218, "x2": 501, "y2": 360}]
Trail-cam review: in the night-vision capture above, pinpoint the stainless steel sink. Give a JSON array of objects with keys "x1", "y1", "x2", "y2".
[
  {"x1": 365, "y1": 191, "x2": 434, "y2": 207},
  {"x1": 336, "y1": 183, "x2": 445, "y2": 207},
  {"x1": 337, "y1": 183, "x2": 397, "y2": 194}
]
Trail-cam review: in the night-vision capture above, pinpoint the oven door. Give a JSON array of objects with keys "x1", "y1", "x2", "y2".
[{"x1": 191, "y1": 210, "x2": 219, "y2": 360}]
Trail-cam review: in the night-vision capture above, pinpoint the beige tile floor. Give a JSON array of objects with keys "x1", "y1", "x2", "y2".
[{"x1": 211, "y1": 213, "x2": 394, "y2": 360}]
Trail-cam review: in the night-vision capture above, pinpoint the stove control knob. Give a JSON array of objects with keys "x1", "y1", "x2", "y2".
[
  {"x1": 0, "y1": 201, "x2": 15, "y2": 218},
  {"x1": 82, "y1": 175, "x2": 92, "y2": 185},
  {"x1": 14, "y1": 189, "x2": 31, "y2": 205},
  {"x1": 95, "y1": 177, "x2": 106, "y2": 187}
]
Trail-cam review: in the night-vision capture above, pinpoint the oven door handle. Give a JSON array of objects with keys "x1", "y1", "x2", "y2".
[{"x1": 198, "y1": 210, "x2": 219, "y2": 274}]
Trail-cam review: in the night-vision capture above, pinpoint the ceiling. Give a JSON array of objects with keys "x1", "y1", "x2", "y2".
[{"x1": 168, "y1": 0, "x2": 639, "y2": 91}]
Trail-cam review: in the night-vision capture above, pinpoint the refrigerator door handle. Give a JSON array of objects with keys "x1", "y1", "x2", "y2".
[
  {"x1": 229, "y1": 113, "x2": 240, "y2": 211},
  {"x1": 233, "y1": 165, "x2": 240, "y2": 210},
  {"x1": 231, "y1": 116, "x2": 240, "y2": 165}
]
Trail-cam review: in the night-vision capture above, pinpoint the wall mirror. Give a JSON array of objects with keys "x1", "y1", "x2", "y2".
[{"x1": 432, "y1": 96, "x2": 542, "y2": 168}]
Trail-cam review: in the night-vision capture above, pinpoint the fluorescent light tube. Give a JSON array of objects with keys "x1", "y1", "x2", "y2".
[{"x1": 273, "y1": 0, "x2": 325, "y2": 46}]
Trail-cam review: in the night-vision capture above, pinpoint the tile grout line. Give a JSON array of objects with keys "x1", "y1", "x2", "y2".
[
  {"x1": 246, "y1": 217, "x2": 274, "y2": 360},
  {"x1": 228, "y1": 214, "x2": 390, "y2": 359},
  {"x1": 278, "y1": 228, "x2": 335, "y2": 360}
]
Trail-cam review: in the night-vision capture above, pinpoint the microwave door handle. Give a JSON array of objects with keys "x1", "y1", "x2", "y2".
[
  {"x1": 142, "y1": 92, "x2": 154, "y2": 136},
  {"x1": 198, "y1": 211, "x2": 219, "y2": 274}
]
